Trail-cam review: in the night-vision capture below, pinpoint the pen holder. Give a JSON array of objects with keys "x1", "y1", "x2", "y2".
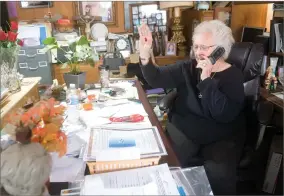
[{"x1": 87, "y1": 156, "x2": 161, "y2": 174}]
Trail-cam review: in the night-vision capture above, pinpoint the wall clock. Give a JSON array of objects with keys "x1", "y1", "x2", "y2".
[{"x1": 115, "y1": 37, "x2": 130, "y2": 51}]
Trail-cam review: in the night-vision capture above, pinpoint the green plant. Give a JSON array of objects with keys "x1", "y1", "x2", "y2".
[{"x1": 42, "y1": 35, "x2": 98, "y2": 75}]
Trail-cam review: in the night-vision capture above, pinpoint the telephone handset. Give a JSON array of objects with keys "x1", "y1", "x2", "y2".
[
  {"x1": 197, "y1": 46, "x2": 225, "y2": 83},
  {"x1": 208, "y1": 46, "x2": 225, "y2": 65}
]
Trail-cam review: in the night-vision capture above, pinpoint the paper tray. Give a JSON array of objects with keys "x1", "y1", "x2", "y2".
[{"x1": 87, "y1": 156, "x2": 161, "y2": 174}]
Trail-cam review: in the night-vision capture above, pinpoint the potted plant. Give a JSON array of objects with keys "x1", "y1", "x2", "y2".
[
  {"x1": 3, "y1": 98, "x2": 67, "y2": 157},
  {"x1": 42, "y1": 35, "x2": 98, "y2": 89}
]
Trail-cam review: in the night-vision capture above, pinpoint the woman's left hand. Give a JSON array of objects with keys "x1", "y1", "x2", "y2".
[{"x1": 196, "y1": 56, "x2": 213, "y2": 81}]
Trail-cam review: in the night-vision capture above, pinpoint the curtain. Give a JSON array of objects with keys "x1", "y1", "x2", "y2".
[{"x1": 1, "y1": 1, "x2": 10, "y2": 31}]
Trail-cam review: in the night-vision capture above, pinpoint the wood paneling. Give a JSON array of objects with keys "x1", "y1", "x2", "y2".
[
  {"x1": 108, "y1": 2, "x2": 125, "y2": 33},
  {"x1": 16, "y1": 2, "x2": 74, "y2": 20},
  {"x1": 181, "y1": 10, "x2": 214, "y2": 48},
  {"x1": 15, "y1": 1, "x2": 125, "y2": 33},
  {"x1": 231, "y1": 3, "x2": 272, "y2": 42}
]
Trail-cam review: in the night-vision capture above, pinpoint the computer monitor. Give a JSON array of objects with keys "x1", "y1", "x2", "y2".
[{"x1": 241, "y1": 26, "x2": 265, "y2": 42}]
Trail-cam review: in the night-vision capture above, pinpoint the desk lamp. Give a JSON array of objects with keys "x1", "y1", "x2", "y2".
[{"x1": 159, "y1": 2, "x2": 194, "y2": 56}]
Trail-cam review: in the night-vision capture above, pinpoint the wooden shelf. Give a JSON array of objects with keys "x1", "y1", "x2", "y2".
[{"x1": 269, "y1": 52, "x2": 284, "y2": 57}]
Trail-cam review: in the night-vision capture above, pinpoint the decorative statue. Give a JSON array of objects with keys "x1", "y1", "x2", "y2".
[
  {"x1": 264, "y1": 66, "x2": 278, "y2": 90},
  {"x1": 1, "y1": 143, "x2": 51, "y2": 195}
]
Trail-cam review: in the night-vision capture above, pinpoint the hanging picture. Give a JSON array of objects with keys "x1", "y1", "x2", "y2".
[
  {"x1": 74, "y1": 1, "x2": 117, "y2": 26},
  {"x1": 20, "y1": 1, "x2": 53, "y2": 8}
]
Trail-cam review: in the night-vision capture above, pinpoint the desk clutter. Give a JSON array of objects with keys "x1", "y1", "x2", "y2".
[{"x1": 1, "y1": 79, "x2": 213, "y2": 196}]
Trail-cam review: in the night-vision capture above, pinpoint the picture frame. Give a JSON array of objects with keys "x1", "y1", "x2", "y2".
[
  {"x1": 20, "y1": 1, "x2": 53, "y2": 8},
  {"x1": 73, "y1": 1, "x2": 117, "y2": 26},
  {"x1": 214, "y1": 7, "x2": 232, "y2": 27},
  {"x1": 165, "y1": 42, "x2": 176, "y2": 56},
  {"x1": 157, "y1": 19, "x2": 163, "y2": 26}
]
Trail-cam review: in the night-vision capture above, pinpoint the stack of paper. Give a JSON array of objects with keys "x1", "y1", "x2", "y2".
[
  {"x1": 81, "y1": 164, "x2": 180, "y2": 195},
  {"x1": 83, "y1": 127, "x2": 167, "y2": 162},
  {"x1": 50, "y1": 154, "x2": 86, "y2": 182}
]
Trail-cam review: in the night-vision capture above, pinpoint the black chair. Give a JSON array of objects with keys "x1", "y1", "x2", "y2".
[{"x1": 158, "y1": 42, "x2": 274, "y2": 191}]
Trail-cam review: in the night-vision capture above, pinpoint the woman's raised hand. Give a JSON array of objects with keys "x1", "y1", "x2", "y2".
[{"x1": 138, "y1": 23, "x2": 152, "y2": 61}]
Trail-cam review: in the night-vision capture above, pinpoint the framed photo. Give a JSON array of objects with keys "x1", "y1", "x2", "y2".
[
  {"x1": 132, "y1": 6, "x2": 138, "y2": 14},
  {"x1": 20, "y1": 1, "x2": 53, "y2": 8},
  {"x1": 157, "y1": 19, "x2": 163, "y2": 26},
  {"x1": 214, "y1": 7, "x2": 232, "y2": 26},
  {"x1": 74, "y1": 1, "x2": 117, "y2": 26},
  {"x1": 133, "y1": 19, "x2": 139, "y2": 26},
  {"x1": 159, "y1": 26, "x2": 166, "y2": 32},
  {"x1": 165, "y1": 42, "x2": 176, "y2": 56},
  {"x1": 148, "y1": 17, "x2": 156, "y2": 25}
]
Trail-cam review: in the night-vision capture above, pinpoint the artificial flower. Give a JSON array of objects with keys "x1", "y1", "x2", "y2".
[
  {"x1": 10, "y1": 21, "x2": 18, "y2": 31},
  {"x1": 7, "y1": 31, "x2": 18, "y2": 42},
  {"x1": 0, "y1": 30, "x2": 7, "y2": 41}
]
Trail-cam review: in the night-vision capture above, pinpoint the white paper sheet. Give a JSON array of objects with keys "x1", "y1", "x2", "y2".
[
  {"x1": 50, "y1": 155, "x2": 85, "y2": 182},
  {"x1": 18, "y1": 25, "x2": 40, "y2": 39},
  {"x1": 272, "y1": 92, "x2": 283, "y2": 100},
  {"x1": 66, "y1": 134, "x2": 85, "y2": 156},
  {"x1": 81, "y1": 164, "x2": 180, "y2": 195},
  {"x1": 83, "y1": 127, "x2": 167, "y2": 161}
]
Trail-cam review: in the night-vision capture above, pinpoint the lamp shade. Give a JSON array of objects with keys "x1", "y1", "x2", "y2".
[
  {"x1": 159, "y1": 2, "x2": 194, "y2": 9},
  {"x1": 159, "y1": 2, "x2": 193, "y2": 17}
]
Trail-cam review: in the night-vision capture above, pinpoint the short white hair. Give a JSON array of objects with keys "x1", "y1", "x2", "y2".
[
  {"x1": 192, "y1": 20, "x2": 235, "y2": 59},
  {"x1": 1, "y1": 143, "x2": 51, "y2": 195}
]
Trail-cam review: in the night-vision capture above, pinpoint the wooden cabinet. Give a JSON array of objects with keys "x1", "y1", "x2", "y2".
[
  {"x1": 1, "y1": 77, "x2": 41, "y2": 129},
  {"x1": 53, "y1": 56, "x2": 186, "y2": 84},
  {"x1": 231, "y1": 3, "x2": 273, "y2": 42},
  {"x1": 181, "y1": 10, "x2": 214, "y2": 49},
  {"x1": 53, "y1": 63, "x2": 101, "y2": 85}
]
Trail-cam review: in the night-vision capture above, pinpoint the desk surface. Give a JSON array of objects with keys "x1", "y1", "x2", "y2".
[
  {"x1": 260, "y1": 87, "x2": 283, "y2": 113},
  {"x1": 48, "y1": 80, "x2": 180, "y2": 195},
  {"x1": 1, "y1": 77, "x2": 41, "y2": 120}
]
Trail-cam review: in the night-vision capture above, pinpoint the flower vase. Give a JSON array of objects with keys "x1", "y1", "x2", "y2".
[{"x1": 0, "y1": 46, "x2": 21, "y2": 93}]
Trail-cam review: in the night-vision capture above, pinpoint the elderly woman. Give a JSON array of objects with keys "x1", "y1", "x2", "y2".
[
  {"x1": 1, "y1": 143, "x2": 51, "y2": 196},
  {"x1": 139, "y1": 20, "x2": 245, "y2": 195}
]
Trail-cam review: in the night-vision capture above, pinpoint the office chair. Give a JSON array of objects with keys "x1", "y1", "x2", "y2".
[{"x1": 158, "y1": 42, "x2": 275, "y2": 190}]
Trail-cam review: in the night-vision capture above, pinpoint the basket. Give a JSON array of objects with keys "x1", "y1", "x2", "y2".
[{"x1": 87, "y1": 156, "x2": 161, "y2": 174}]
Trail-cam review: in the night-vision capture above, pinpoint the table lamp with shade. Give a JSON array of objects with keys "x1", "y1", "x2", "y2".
[{"x1": 159, "y1": 2, "x2": 194, "y2": 56}]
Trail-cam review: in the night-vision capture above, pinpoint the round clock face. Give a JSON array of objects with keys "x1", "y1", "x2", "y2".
[
  {"x1": 156, "y1": 14, "x2": 162, "y2": 20},
  {"x1": 116, "y1": 39, "x2": 127, "y2": 50}
]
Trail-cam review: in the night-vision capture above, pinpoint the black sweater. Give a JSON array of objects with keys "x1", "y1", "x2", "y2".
[{"x1": 140, "y1": 59, "x2": 245, "y2": 144}]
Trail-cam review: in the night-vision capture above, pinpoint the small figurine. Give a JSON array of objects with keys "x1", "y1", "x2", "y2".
[
  {"x1": 1, "y1": 143, "x2": 51, "y2": 195},
  {"x1": 264, "y1": 66, "x2": 278, "y2": 91}
]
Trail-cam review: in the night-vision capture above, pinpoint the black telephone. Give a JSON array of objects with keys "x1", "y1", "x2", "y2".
[
  {"x1": 197, "y1": 46, "x2": 225, "y2": 82},
  {"x1": 208, "y1": 46, "x2": 225, "y2": 65}
]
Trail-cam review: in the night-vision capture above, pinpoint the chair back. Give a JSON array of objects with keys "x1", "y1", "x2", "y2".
[{"x1": 227, "y1": 42, "x2": 264, "y2": 147}]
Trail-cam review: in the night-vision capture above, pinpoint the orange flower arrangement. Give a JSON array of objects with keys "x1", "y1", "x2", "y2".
[{"x1": 4, "y1": 98, "x2": 67, "y2": 157}]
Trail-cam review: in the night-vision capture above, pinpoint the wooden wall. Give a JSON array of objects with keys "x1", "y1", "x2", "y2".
[
  {"x1": 231, "y1": 3, "x2": 273, "y2": 42},
  {"x1": 15, "y1": 1, "x2": 125, "y2": 33}
]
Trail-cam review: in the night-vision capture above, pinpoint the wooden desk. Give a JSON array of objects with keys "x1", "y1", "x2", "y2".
[
  {"x1": 1, "y1": 77, "x2": 41, "y2": 129},
  {"x1": 135, "y1": 80, "x2": 180, "y2": 166},
  {"x1": 48, "y1": 79, "x2": 180, "y2": 195},
  {"x1": 260, "y1": 87, "x2": 283, "y2": 128}
]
